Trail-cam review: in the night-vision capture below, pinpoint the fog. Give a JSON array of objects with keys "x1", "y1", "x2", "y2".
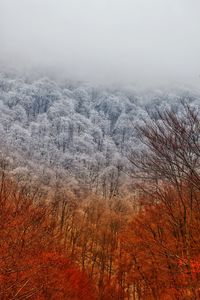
[{"x1": 0, "y1": 0, "x2": 200, "y2": 86}]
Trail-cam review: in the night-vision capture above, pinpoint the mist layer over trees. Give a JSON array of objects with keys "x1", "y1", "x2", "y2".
[{"x1": 1, "y1": 0, "x2": 200, "y2": 298}]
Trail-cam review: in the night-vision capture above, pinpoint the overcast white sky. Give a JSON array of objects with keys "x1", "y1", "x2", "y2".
[{"x1": 0, "y1": 0, "x2": 200, "y2": 86}]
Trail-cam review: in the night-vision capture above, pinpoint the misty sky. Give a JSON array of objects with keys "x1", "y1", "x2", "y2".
[{"x1": 0, "y1": 0, "x2": 200, "y2": 86}]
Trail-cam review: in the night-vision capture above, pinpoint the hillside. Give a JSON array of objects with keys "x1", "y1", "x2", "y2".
[{"x1": 1, "y1": 69, "x2": 199, "y2": 197}]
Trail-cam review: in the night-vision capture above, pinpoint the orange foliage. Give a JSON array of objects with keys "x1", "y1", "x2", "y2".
[
  {"x1": 2, "y1": 157, "x2": 200, "y2": 299},
  {"x1": 0, "y1": 252, "x2": 96, "y2": 300},
  {"x1": 0, "y1": 178, "x2": 96, "y2": 300},
  {"x1": 119, "y1": 186, "x2": 200, "y2": 299}
]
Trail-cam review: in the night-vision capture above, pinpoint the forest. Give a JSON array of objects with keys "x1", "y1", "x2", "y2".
[{"x1": 0, "y1": 70, "x2": 200, "y2": 299}]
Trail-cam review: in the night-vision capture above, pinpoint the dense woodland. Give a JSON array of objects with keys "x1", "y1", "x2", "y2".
[
  {"x1": 1, "y1": 70, "x2": 200, "y2": 299},
  {"x1": 0, "y1": 70, "x2": 200, "y2": 197}
]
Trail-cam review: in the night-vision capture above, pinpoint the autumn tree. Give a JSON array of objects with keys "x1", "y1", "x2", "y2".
[{"x1": 126, "y1": 103, "x2": 200, "y2": 299}]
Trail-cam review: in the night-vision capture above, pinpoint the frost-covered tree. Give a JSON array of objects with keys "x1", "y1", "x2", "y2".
[{"x1": 0, "y1": 69, "x2": 199, "y2": 196}]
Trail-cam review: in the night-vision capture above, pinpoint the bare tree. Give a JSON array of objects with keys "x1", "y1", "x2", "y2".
[{"x1": 129, "y1": 103, "x2": 200, "y2": 299}]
